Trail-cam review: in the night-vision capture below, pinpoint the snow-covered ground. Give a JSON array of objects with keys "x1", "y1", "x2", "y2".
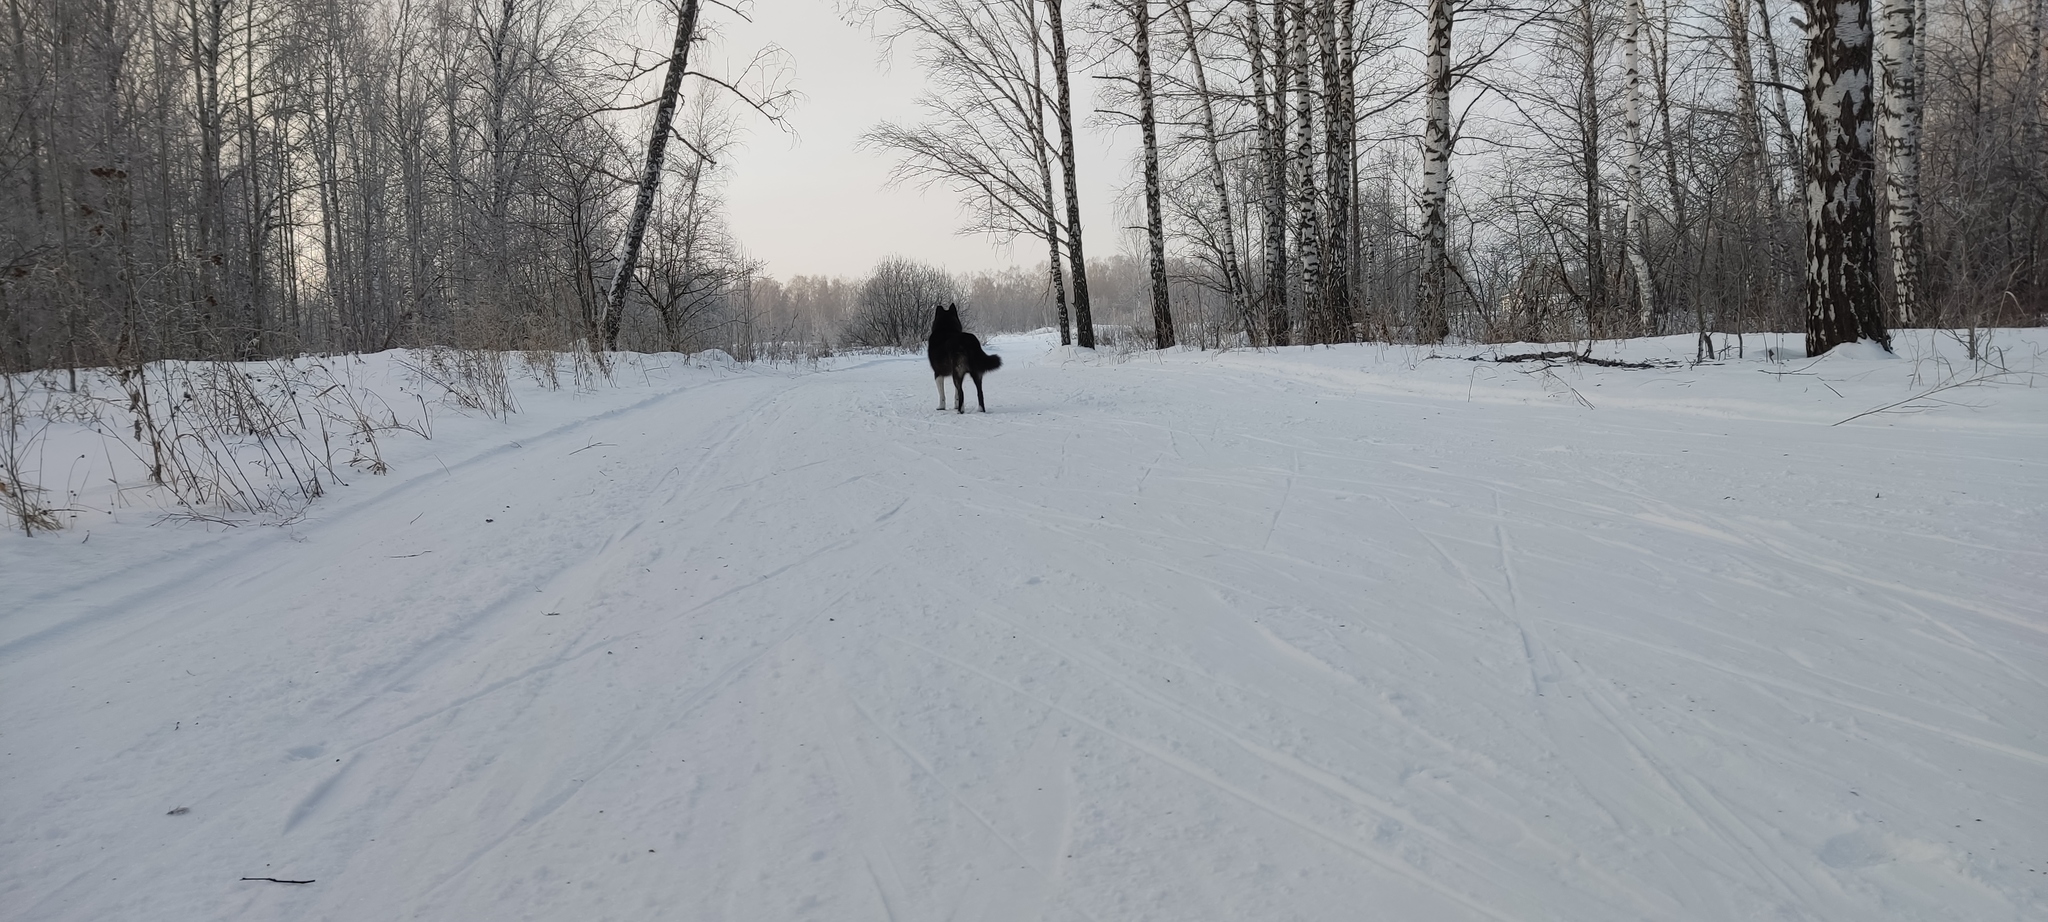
[{"x1": 4, "y1": 330, "x2": 2044, "y2": 921}]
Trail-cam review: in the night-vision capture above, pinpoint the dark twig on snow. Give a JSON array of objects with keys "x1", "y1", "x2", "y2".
[
  {"x1": 1757, "y1": 357, "x2": 1829, "y2": 376},
  {"x1": 1830, "y1": 372, "x2": 2024, "y2": 426},
  {"x1": 240, "y1": 877, "x2": 315, "y2": 884}
]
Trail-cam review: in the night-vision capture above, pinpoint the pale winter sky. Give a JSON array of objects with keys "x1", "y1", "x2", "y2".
[{"x1": 685, "y1": 0, "x2": 1136, "y2": 280}]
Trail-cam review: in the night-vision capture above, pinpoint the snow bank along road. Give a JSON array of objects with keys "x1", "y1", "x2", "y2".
[{"x1": 4, "y1": 333, "x2": 2044, "y2": 921}]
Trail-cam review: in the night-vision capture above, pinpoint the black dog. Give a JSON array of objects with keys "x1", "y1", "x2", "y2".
[{"x1": 927, "y1": 304, "x2": 1002, "y2": 413}]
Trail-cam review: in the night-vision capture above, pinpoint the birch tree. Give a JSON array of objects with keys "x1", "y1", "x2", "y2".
[
  {"x1": 1623, "y1": 0, "x2": 1656, "y2": 331},
  {"x1": 602, "y1": 0, "x2": 701, "y2": 351},
  {"x1": 1799, "y1": 0, "x2": 1891, "y2": 354},
  {"x1": 1418, "y1": 0, "x2": 1453, "y2": 341},
  {"x1": 1875, "y1": 0, "x2": 1924, "y2": 325},
  {"x1": 863, "y1": 0, "x2": 1072, "y2": 343},
  {"x1": 1170, "y1": 0, "x2": 1251, "y2": 338},
  {"x1": 1131, "y1": 0, "x2": 1176, "y2": 348},
  {"x1": 1319, "y1": 0, "x2": 1358, "y2": 341},
  {"x1": 1249, "y1": 1, "x2": 1293, "y2": 344},
  {"x1": 1028, "y1": 6, "x2": 1072, "y2": 345},
  {"x1": 1288, "y1": 0, "x2": 1321, "y2": 335},
  {"x1": 1572, "y1": 0, "x2": 1611, "y2": 333},
  {"x1": 1045, "y1": 0, "x2": 1097, "y2": 347},
  {"x1": 1723, "y1": 0, "x2": 1777, "y2": 210}
]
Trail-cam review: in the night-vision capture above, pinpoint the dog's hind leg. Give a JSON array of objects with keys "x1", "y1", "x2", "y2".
[
  {"x1": 970, "y1": 371, "x2": 986, "y2": 412},
  {"x1": 952, "y1": 370, "x2": 967, "y2": 414}
]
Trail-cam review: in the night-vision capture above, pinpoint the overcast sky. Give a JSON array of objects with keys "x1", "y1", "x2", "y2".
[{"x1": 690, "y1": 0, "x2": 1136, "y2": 281}]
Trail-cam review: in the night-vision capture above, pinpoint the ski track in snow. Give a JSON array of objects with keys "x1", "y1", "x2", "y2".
[{"x1": 3, "y1": 332, "x2": 2044, "y2": 921}]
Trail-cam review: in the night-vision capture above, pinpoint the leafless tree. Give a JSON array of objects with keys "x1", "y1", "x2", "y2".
[
  {"x1": 0, "y1": 0, "x2": 778, "y2": 373},
  {"x1": 603, "y1": 0, "x2": 702, "y2": 351},
  {"x1": 1418, "y1": 0, "x2": 1455, "y2": 341},
  {"x1": 860, "y1": 0, "x2": 1091, "y2": 346},
  {"x1": 842, "y1": 256, "x2": 960, "y2": 348}
]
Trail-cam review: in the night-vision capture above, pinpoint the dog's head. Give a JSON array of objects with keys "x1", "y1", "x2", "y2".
[{"x1": 931, "y1": 303, "x2": 963, "y2": 335}]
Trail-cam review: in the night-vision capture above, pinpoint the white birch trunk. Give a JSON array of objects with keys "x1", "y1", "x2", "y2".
[
  {"x1": 1723, "y1": 0, "x2": 1778, "y2": 211},
  {"x1": 1757, "y1": 0, "x2": 1804, "y2": 194},
  {"x1": 1418, "y1": 0, "x2": 1452, "y2": 342},
  {"x1": 1029, "y1": 0, "x2": 1071, "y2": 346},
  {"x1": 1624, "y1": 0, "x2": 1657, "y2": 331},
  {"x1": 601, "y1": 0, "x2": 700, "y2": 351},
  {"x1": 1289, "y1": 0, "x2": 1318, "y2": 333},
  {"x1": 1320, "y1": 0, "x2": 1355, "y2": 340},
  {"x1": 1251, "y1": 2, "x2": 1291, "y2": 345},
  {"x1": 1577, "y1": 0, "x2": 1609, "y2": 329},
  {"x1": 1337, "y1": 0, "x2": 1361, "y2": 335},
  {"x1": 1801, "y1": 0, "x2": 1891, "y2": 354},
  {"x1": 1875, "y1": 0, "x2": 1924, "y2": 325},
  {"x1": 1045, "y1": 0, "x2": 1095, "y2": 348},
  {"x1": 1134, "y1": 0, "x2": 1174, "y2": 349},
  {"x1": 1172, "y1": 0, "x2": 1251, "y2": 339}
]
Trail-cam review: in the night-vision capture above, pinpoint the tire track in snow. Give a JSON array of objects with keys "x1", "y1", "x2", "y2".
[
  {"x1": 1555, "y1": 621, "x2": 2048, "y2": 768},
  {"x1": 897, "y1": 462, "x2": 1385, "y2": 604},
  {"x1": 1364, "y1": 457, "x2": 2040, "y2": 752},
  {"x1": 0, "y1": 375, "x2": 720, "y2": 664},
  {"x1": 1740, "y1": 522, "x2": 2045, "y2": 635},
  {"x1": 860, "y1": 853, "x2": 905, "y2": 922},
  {"x1": 1490, "y1": 489, "x2": 1829, "y2": 912},
  {"x1": 815, "y1": 685, "x2": 916, "y2": 922},
  {"x1": 1548, "y1": 638, "x2": 1837, "y2": 912},
  {"x1": 876, "y1": 631, "x2": 1597, "y2": 922},
  {"x1": 1376, "y1": 492, "x2": 1551, "y2": 697},
  {"x1": 1260, "y1": 452, "x2": 1297, "y2": 551},
  {"x1": 975, "y1": 608, "x2": 1681, "y2": 920},
  {"x1": 1601, "y1": 486, "x2": 2046, "y2": 686},
  {"x1": 846, "y1": 699, "x2": 1040, "y2": 867},
  {"x1": 1382, "y1": 464, "x2": 2042, "y2": 736},
  {"x1": 1, "y1": 374, "x2": 818, "y2": 918},
  {"x1": 252, "y1": 373, "x2": 835, "y2": 863},
  {"x1": 398, "y1": 375, "x2": 896, "y2": 883},
  {"x1": 1378, "y1": 484, "x2": 1808, "y2": 914},
  {"x1": 817, "y1": 660, "x2": 1105, "y2": 922},
  {"x1": 409, "y1": 579, "x2": 863, "y2": 903},
  {"x1": 1492, "y1": 491, "x2": 1560, "y2": 698},
  {"x1": 318, "y1": 375, "x2": 796, "y2": 711},
  {"x1": 0, "y1": 372, "x2": 777, "y2": 678},
  {"x1": 1200, "y1": 620, "x2": 1528, "y2": 784}
]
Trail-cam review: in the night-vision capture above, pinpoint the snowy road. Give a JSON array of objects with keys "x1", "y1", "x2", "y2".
[{"x1": 4, "y1": 334, "x2": 2045, "y2": 920}]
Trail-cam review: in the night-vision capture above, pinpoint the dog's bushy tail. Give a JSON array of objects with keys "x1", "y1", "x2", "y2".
[{"x1": 974, "y1": 352, "x2": 1003, "y2": 373}]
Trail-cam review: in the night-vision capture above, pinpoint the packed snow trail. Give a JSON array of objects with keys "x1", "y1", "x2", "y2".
[{"x1": 3, "y1": 334, "x2": 2044, "y2": 921}]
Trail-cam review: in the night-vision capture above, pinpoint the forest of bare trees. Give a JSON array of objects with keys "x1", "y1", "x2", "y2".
[
  {"x1": 0, "y1": 0, "x2": 797, "y2": 374},
  {"x1": 866, "y1": 0, "x2": 2044, "y2": 356},
  {"x1": 3, "y1": 0, "x2": 2042, "y2": 376}
]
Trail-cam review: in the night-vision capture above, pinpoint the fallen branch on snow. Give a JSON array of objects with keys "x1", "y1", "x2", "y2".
[
  {"x1": 1831, "y1": 372, "x2": 2033, "y2": 426},
  {"x1": 1450, "y1": 350, "x2": 1670, "y2": 369}
]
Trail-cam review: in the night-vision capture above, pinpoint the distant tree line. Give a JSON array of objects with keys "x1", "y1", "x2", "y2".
[
  {"x1": 751, "y1": 259, "x2": 1061, "y2": 350},
  {"x1": 740, "y1": 253, "x2": 1243, "y2": 352}
]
